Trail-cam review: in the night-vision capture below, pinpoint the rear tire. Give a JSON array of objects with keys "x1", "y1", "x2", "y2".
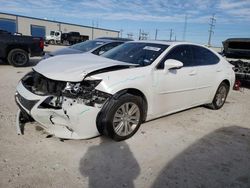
[
  {"x1": 97, "y1": 93, "x2": 144, "y2": 141},
  {"x1": 207, "y1": 82, "x2": 229, "y2": 110},
  {"x1": 7, "y1": 49, "x2": 29, "y2": 67}
]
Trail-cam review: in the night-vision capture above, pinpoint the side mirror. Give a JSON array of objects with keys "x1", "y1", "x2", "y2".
[{"x1": 164, "y1": 59, "x2": 183, "y2": 72}]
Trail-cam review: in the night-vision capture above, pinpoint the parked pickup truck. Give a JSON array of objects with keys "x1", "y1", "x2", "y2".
[{"x1": 0, "y1": 30, "x2": 44, "y2": 67}]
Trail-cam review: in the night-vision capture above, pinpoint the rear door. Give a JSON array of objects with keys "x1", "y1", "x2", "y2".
[{"x1": 191, "y1": 45, "x2": 220, "y2": 103}]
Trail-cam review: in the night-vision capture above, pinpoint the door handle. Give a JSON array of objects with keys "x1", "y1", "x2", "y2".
[
  {"x1": 189, "y1": 70, "x2": 197, "y2": 76},
  {"x1": 216, "y1": 69, "x2": 222, "y2": 72}
]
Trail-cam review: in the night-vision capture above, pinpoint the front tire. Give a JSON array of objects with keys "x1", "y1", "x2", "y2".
[
  {"x1": 7, "y1": 49, "x2": 29, "y2": 67},
  {"x1": 98, "y1": 94, "x2": 144, "y2": 141},
  {"x1": 208, "y1": 82, "x2": 229, "y2": 110}
]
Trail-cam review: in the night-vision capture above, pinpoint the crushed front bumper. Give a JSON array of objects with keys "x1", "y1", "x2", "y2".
[{"x1": 15, "y1": 81, "x2": 101, "y2": 139}]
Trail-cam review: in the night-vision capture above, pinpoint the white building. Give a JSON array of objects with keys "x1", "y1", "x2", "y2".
[{"x1": 0, "y1": 12, "x2": 119, "y2": 39}]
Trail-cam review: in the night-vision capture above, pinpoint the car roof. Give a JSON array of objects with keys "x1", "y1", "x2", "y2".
[
  {"x1": 125, "y1": 40, "x2": 207, "y2": 47},
  {"x1": 95, "y1": 37, "x2": 133, "y2": 42},
  {"x1": 223, "y1": 38, "x2": 250, "y2": 42}
]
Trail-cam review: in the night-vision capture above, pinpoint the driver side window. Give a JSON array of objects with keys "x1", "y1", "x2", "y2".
[{"x1": 157, "y1": 45, "x2": 194, "y2": 69}]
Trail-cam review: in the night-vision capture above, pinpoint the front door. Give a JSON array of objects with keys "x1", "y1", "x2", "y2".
[{"x1": 152, "y1": 45, "x2": 198, "y2": 116}]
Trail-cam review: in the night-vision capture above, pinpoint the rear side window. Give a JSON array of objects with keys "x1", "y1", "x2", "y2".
[
  {"x1": 192, "y1": 46, "x2": 220, "y2": 65},
  {"x1": 92, "y1": 42, "x2": 123, "y2": 55},
  {"x1": 157, "y1": 45, "x2": 194, "y2": 69}
]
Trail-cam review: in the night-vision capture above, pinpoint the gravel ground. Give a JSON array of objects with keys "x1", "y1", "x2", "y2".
[{"x1": 0, "y1": 45, "x2": 250, "y2": 188}]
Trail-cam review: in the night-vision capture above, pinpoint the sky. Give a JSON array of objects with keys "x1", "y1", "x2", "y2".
[{"x1": 0, "y1": 0, "x2": 250, "y2": 46}]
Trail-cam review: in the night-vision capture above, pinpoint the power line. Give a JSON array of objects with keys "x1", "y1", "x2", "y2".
[{"x1": 208, "y1": 14, "x2": 216, "y2": 46}]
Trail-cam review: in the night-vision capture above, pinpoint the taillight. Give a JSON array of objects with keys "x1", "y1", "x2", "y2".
[{"x1": 39, "y1": 38, "x2": 44, "y2": 49}]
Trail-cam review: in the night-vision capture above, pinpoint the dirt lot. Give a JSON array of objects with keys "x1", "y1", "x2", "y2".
[{"x1": 0, "y1": 45, "x2": 250, "y2": 188}]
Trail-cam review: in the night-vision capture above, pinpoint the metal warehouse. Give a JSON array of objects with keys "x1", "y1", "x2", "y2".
[{"x1": 0, "y1": 12, "x2": 119, "y2": 39}]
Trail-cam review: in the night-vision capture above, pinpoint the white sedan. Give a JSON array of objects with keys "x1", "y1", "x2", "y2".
[{"x1": 15, "y1": 41, "x2": 235, "y2": 141}]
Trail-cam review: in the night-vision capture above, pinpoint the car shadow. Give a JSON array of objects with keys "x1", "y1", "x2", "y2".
[
  {"x1": 79, "y1": 137, "x2": 140, "y2": 188},
  {"x1": 151, "y1": 126, "x2": 250, "y2": 188}
]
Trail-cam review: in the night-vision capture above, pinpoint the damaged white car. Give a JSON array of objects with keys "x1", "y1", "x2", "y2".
[{"x1": 15, "y1": 41, "x2": 235, "y2": 141}]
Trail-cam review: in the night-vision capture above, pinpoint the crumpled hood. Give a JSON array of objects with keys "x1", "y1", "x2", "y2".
[
  {"x1": 34, "y1": 53, "x2": 134, "y2": 82},
  {"x1": 50, "y1": 47, "x2": 82, "y2": 56}
]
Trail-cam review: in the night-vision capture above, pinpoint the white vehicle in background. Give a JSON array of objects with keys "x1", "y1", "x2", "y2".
[
  {"x1": 45, "y1": 31, "x2": 61, "y2": 44},
  {"x1": 15, "y1": 41, "x2": 235, "y2": 141}
]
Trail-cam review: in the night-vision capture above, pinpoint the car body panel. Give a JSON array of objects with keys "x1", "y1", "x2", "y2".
[
  {"x1": 16, "y1": 81, "x2": 101, "y2": 139},
  {"x1": 152, "y1": 66, "x2": 198, "y2": 116},
  {"x1": 34, "y1": 53, "x2": 136, "y2": 82},
  {"x1": 49, "y1": 47, "x2": 82, "y2": 56}
]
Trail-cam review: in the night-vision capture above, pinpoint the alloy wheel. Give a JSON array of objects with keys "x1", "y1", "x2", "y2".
[
  {"x1": 215, "y1": 85, "x2": 227, "y2": 107},
  {"x1": 113, "y1": 102, "x2": 140, "y2": 137}
]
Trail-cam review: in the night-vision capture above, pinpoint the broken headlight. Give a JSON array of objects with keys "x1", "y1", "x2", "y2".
[
  {"x1": 63, "y1": 80, "x2": 111, "y2": 106},
  {"x1": 63, "y1": 80, "x2": 102, "y2": 95},
  {"x1": 21, "y1": 70, "x2": 66, "y2": 96}
]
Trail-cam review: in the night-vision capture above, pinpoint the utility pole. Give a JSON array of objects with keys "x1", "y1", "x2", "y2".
[
  {"x1": 208, "y1": 14, "x2": 216, "y2": 46},
  {"x1": 140, "y1": 30, "x2": 148, "y2": 40},
  {"x1": 96, "y1": 20, "x2": 99, "y2": 28},
  {"x1": 169, "y1": 29, "x2": 173, "y2": 41},
  {"x1": 155, "y1": 29, "x2": 158, "y2": 40},
  {"x1": 139, "y1": 29, "x2": 148, "y2": 40},
  {"x1": 91, "y1": 20, "x2": 94, "y2": 39},
  {"x1": 127, "y1": 33, "x2": 133, "y2": 39},
  {"x1": 120, "y1": 29, "x2": 123, "y2": 38},
  {"x1": 182, "y1": 15, "x2": 187, "y2": 41}
]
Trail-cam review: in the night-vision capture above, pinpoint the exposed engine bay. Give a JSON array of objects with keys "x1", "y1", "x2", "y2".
[
  {"x1": 21, "y1": 71, "x2": 112, "y2": 109},
  {"x1": 229, "y1": 60, "x2": 250, "y2": 81}
]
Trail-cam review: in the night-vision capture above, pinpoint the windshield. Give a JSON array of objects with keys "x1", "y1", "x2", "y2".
[
  {"x1": 102, "y1": 42, "x2": 169, "y2": 66},
  {"x1": 50, "y1": 31, "x2": 55, "y2": 36},
  {"x1": 70, "y1": 40, "x2": 107, "y2": 52}
]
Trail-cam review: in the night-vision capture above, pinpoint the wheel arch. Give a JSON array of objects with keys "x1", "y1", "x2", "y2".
[
  {"x1": 113, "y1": 88, "x2": 148, "y2": 122},
  {"x1": 221, "y1": 79, "x2": 230, "y2": 88},
  {"x1": 96, "y1": 87, "x2": 148, "y2": 137},
  {"x1": 6, "y1": 45, "x2": 29, "y2": 56}
]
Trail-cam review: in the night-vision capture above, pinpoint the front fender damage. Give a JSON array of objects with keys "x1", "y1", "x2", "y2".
[{"x1": 16, "y1": 71, "x2": 112, "y2": 139}]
